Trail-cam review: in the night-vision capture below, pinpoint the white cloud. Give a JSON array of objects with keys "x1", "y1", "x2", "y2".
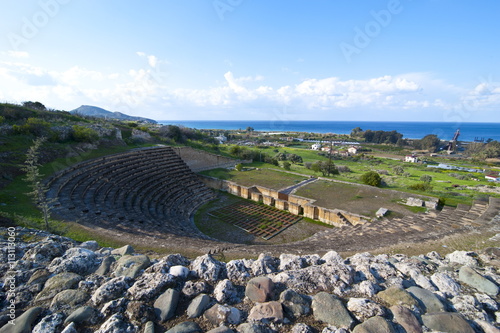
[{"x1": 2, "y1": 50, "x2": 30, "y2": 58}]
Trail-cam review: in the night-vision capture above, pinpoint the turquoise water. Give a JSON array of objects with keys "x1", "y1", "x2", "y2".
[{"x1": 158, "y1": 120, "x2": 500, "y2": 142}]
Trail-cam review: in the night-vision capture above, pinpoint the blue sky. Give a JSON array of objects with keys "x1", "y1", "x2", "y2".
[{"x1": 1, "y1": 0, "x2": 499, "y2": 122}]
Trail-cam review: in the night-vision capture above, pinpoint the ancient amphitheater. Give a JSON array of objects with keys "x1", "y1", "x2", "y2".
[{"x1": 47, "y1": 146, "x2": 500, "y2": 257}]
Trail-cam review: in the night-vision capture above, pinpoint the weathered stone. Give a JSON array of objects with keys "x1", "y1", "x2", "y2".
[
  {"x1": 204, "y1": 304, "x2": 241, "y2": 326},
  {"x1": 475, "y1": 293, "x2": 499, "y2": 311},
  {"x1": 279, "y1": 253, "x2": 306, "y2": 271},
  {"x1": 64, "y1": 306, "x2": 101, "y2": 326},
  {"x1": 35, "y1": 272, "x2": 82, "y2": 302},
  {"x1": 390, "y1": 305, "x2": 422, "y2": 333},
  {"x1": 346, "y1": 298, "x2": 385, "y2": 322},
  {"x1": 430, "y1": 272, "x2": 461, "y2": 297},
  {"x1": 311, "y1": 292, "x2": 354, "y2": 329},
  {"x1": 60, "y1": 322, "x2": 77, "y2": 333},
  {"x1": 236, "y1": 323, "x2": 274, "y2": 333},
  {"x1": 421, "y1": 312, "x2": 474, "y2": 333},
  {"x1": 92, "y1": 276, "x2": 132, "y2": 305},
  {"x1": 352, "y1": 316, "x2": 396, "y2": 333},
  {"x1": 291, "y1": 323, "x2": 314, "y2": 333},
  {"x1": 474, "y1": 319, "x2": 500, "y2": 333},
  {"x1": 154, "y1": 288, "x2": 180, "y2": 322},
  {"x1": 22, "y1": 241, "x2": 65, "y2": 264},
  {"x1": 128, "y1": 272, "x2": 175, "y2": 301},
  {"x1": 166, "y1": 321, "x2": 202, "y2": 333},
  {"x1": 111, "y1": 244, "x2": 134, "y2": 256},
  {"x1": 406, "y1": 197, "x2": 424, "y2": 207},
  {"x1": 95, "y1": 256, "x2": 115, "y2": 276},
  {"x1": 32, "y1": 313, "x2": 64, "y2": 333},
  {"x1": 251, "y1": 253, "x2": 279, "y2": 276},
  {"x1": 50, "y1": 289, "x2": 90, "y2": 312},
  {"x1": 113, "y1": 254, "x2": 151, "y2": 278},
  {"x1": 376, "y1": 286, "x2": 418, "y2": 310},
  {"x1": 450, "y1": 294, "x2": 488, "y2": 321},
  {"x1": 206, "y1": 325, "x2": 234, "y2": 333},
  {"x1": 95, "y1": 313, "x2": 136, "y2": 333},
  {"x1": 144, "y1": 321, "x2": 155, "y2": 333},
  {"x1": 246, "y1": 276, "x2": 274, "y2": 302},
  {"x1": 248, "y1": 301, "x2": 284, "y2": 322},
  {"x1": 182, "y1": 280, "x2": 210, "y2": 298},
  {"x1": 27, "y1": 268, "x2": 51, "y2": 285},
  {"x1": 125, "y1": 301, "x2": 155, "y2": 325},
  {"x1": 100, "y1": 297, "x2": 128, "y2": 316},
  {"x1": 459, "y1": 266, "x2": 499, "y2": 296},
  {"x1": 322, "y1": 250, "x2": 344, "y2": 265},
  {"x1": 226, "y1": 259, "x2": 252, "y2": 283},
  {"x1": 279, "y1": 289, "x2": 311, "y2": 318},
  {"x1": 190, "y1": 254, "x2": 227, "y2": 281},
  {"x1": 352, "y1": 280, "x2": 377, "y2": 297},
  {"x1": 48, "y1": 247, "x2": 99, "y2": 276},
  {"x1": 215, "y1": 279, "x2": 239, "y2": 304},
  {"x1": 80, "y1": 240, "x2": 99, "y2": 251},
  {"x1": 0, "y1": 307, "x2": 42, "y2": 333},
  {"x1": 187, "y1": 294, "x2": 210, "y2": 318},
  {"x1": 169, "y1": 265, "x2": 189, "y2": 278},
  {"x1": 446, "y1": 251, "x2": 479, "y2": 267},
  {"x1": 407, "y1": 286, "x2": 446, "y2": 313}
]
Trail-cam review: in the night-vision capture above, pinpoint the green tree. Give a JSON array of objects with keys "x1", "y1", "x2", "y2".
[
  {"x1": 350, "y1": 127, "x2": 363, "y2": 137},
  {"x1": 282, "y1": 161, "x2": 291, "y2": 170},
  {"x1": 415, "y1": 134, "x2": 441, "y2": 152},
  {"x1": 72, "y1": 125, "x2": 99, "y2": 143},
  {"x1": 235, "y1": 163, "x2": 243, "y2": 171},
  {"x1": 361, "y1": 171, "x2": 382, "y2": 187},
  {"x1": 22, "y1": 137, "x2": 54, "y2": 230},
  {"x1": 287, "y1": 153, "x2": 303, "y2": 164}
]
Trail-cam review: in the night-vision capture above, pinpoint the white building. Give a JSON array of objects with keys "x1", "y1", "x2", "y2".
[
  {"x1": 405, "y1": 155, "x2": 419, "y2": 163},
  {"x1": 311, "y1": 143, "x2": 321, "y2": 150},
  {"x1": 485, "y1": 172, "x2": 500, "y2": 182},
  {"x1": 347, "y1": 146, "x2": 358, "y2": 155},
  {"x1": 215, "y1": 135, "x2": 227, "y2": 144}
]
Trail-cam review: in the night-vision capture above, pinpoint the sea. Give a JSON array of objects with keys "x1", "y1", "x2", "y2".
[{"x1": 157, "y1": 120, "x2": 500, "y2": 142}]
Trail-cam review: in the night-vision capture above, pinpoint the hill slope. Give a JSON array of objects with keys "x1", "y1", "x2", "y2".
[{"x1": 70, "y1": 105, "x2": 157, "y2": 123}]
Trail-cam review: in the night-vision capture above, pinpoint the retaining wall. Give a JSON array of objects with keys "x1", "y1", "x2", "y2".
[{"x1": 199, "y1": 176, "x2": 369, "y2": 227}]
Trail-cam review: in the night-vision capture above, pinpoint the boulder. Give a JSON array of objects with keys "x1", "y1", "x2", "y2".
[
  {"x1": 113, "y1": 254, "x2": 150, "y2": 278},
  {"x1": 226, "y1": 259, "x2": 252, "y2": 283},
  {"x1": 0, "y1": 307, "x2": 43, "y2": 333},
  {"x1": 169, "y1": 265, "x2": 190, "y2": 279},
  {"x1": 95, "y1": 313, "x2": 136, "y2": 333},
  {"x1": 35, "y1": 272, "x2": 82, "y2": 302},
  {"x1": 352, "y1": 316, "x2": 396, "y2": 333},
  {"x1": 182, "y1": 280, "x2": 210, "y2": 298},
  {"x1": 186, "y1": 294, "x2": 210, "y2": 318},
  {"x1": 50, "y1": 289, "x2": 90, "y2": 312},
  {"x1": 91, "y1": 276, "x2": 133, "y2": 306},
  {"x1": 311, "y1": 292, "x2": 354, "y2": 329},
  {"x1": 279, "y1": 289, "x2": 311, "y2": 318},
  {"x1": 64, "y1": 306, "x2": 101, "y2": 326},
  {"x1": 248, "y1": 301, "x2": 284, "y2": 322},
  {"x1": 291, "y1": 323, "x2": 314, "y2": 333},
  {"x1": 346, "y1": 298, "x2": 385, "y2": 322},
  {"x1": 206, "y1": 326, "x2": 234, "y2": 333},
  {"x1": 430, "y1": 272, "x2": 461, "y2": 297},
  {"x1": 279, "y1": 253, "x2": 306, "y2": 271},
  {"x1": 111, "y1": 245, "x2": 134, "y2": 256},
  {"x1": 446, "y1": 251, "x2": 479, "y2": 267},
  {"x1": 190, "y1": 254, "x2": 227, "y2": 281},
  {"x1": 204, "y1": 304, "x2": 241, "y2": 326},
  {"x1": 125, "y1": 301, "x2": 155, "y2": 325},
  {"x1": 166, "y1": 321, "x2": 202, "y2": 333},
  {"x1": 421, "y1": 312, "x2": 474, "y2": 333},
  {"x1": 32, "y1": 313, "x2": 64, "y2": 333},
  {"x1": 95, "y1": 256, "x2": 115, "y2": 276},
  {"x1": 459, "y1": 266, "x2": 499, "y2": 296},
  {"x1": 128, "y1": 272, "x2": 176, "y2": 301},
  {"x1": 407, "y1": 286, "x2": 446, "y2": 313},
  {"x1": 376, "y1": 286, "x2": 418, "y2": 310},
  {"x1": 154, "y1": 288, "x2": 180, "y2": 322},
  {"x1": 251, "y1": 253, "x2": 279, "y2": 276},
  {"x1": 245, "y1": 276, "x2": 274, "y2": 302},
  {"x1": 215, "y1": 279, "x2": 239, "y2": 304},
  {"x1": 390, "y1": 305, "x2": 422, "y2": 333},
  {"x1": 48, "y1": 247, "x2": 99, "y2": 276}
]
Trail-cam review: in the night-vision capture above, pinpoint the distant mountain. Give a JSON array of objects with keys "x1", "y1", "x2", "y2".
[{"x1": 70, "y1": 105, "x2": 157, "y2": 123}]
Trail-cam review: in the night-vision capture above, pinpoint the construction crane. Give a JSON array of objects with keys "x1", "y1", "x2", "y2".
[{"x1": 446, "y1": 129, "x2": 460, "y2": 153}]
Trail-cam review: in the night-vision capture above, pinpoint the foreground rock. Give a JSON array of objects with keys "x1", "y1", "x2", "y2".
[{"x1": 1, "y1": 227, "x2": 499, "y2": 333}]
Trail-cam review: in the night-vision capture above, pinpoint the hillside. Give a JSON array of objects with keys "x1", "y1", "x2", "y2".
[{"x1": 70, "y1": 105, "x2": 157, "y2": 124}]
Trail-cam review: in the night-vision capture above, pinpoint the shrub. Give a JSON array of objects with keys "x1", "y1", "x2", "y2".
[
  {"x1": 282, "y1": 161, "x2": 291, "y2": 170},
  {"x1": 408, "y1": 182, "x2": 433, "y2": 191},
  {"x1": 0, "y1": 115, "x2": 4, "y2": 124},
  {"x1": 361, "y1": 171, "x2": 382, "y2": 187},
  {"x1": 392, "y1": 165, "x2": 404, "y2": 175},
  {"x1": 304, "y1": 162, "x2": 313, "y2": 169},
  {"x1": 72, "y1": 125, "x2": 99, "y2": 143},
  {"x1": 235, "y1": 163, "x2": 243, "y2": 171},
  {"x1": 336, "y1": 165, "x2": 351, "y2": 173},
  {"x1": 402, "y1": 172, "x2": 411, "y2": 178},
  {"x1": 420, "y1": 174, "x2": 432, "y2": 183}
]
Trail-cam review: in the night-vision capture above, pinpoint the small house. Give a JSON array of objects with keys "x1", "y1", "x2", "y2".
[
  {"x1": 311, "y1": 143, "x2": 321, "y2": 150},
  {"x1": 405, "y1": 155, "x2": 419, "y2": 163},
  {"x1": 347, "y1": 146, "x2": 358, "y2": 155},
  {"x1": 485, "y1": 172, "x2": 500, "y2": 182}
]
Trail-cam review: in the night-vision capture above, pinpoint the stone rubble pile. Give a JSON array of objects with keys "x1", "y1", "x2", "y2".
[{"x1": 0, "y1": 227, "x2": 499, "y2": 333}]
